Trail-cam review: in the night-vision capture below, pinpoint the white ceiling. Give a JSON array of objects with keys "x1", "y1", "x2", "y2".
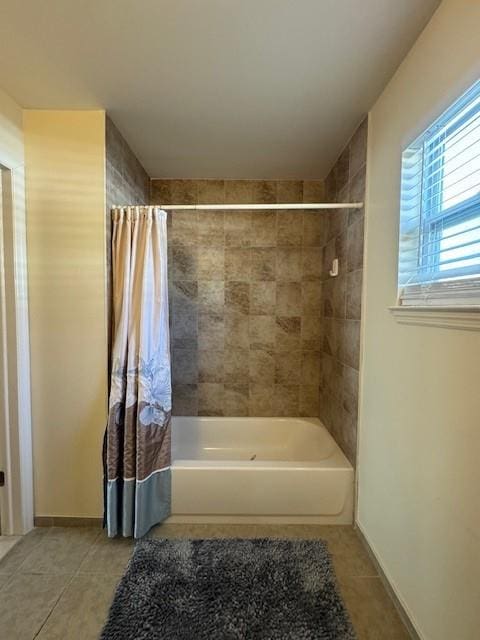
[{"x1": 0, "y1": 1, "x2": 440, "y2": 179}]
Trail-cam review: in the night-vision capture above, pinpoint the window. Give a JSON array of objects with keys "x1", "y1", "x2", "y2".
[{"x1": 398, "y1": 80, "x2": 480, "y2": 306}]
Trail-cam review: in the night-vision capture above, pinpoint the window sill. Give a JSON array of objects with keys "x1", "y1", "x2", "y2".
[{"x1": 389, "y1": 305, "x2": 480, "y2": 331}]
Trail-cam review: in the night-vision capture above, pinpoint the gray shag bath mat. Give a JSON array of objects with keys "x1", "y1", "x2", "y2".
[{"x1": 101, "y1": 538, "x2": 356, "y2": 640}]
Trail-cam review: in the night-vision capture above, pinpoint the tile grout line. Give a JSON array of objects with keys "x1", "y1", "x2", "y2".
[
  {"x1": 0, "y1": 572, "x2": 14, "y2": 591},
  {"x1": 0, "y1": 527, "x2": 59, "y2": 639},
  {"x1": 32, "y1": 572, "x2": 77, "y2": 639},
  {"x1": 1, "y1": 526, "x2": 53, "y2": 577},
  {"x1": 75, "y1": 529, "x2": 103, "y2": 576},
  {"x1": 32, "y1": 528, "x2": 103, "y2": 639}
]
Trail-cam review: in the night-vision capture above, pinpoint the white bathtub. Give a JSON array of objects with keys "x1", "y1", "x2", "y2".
[{"x1": 170, "y1": 417, "x2": 354, "y2": 524}]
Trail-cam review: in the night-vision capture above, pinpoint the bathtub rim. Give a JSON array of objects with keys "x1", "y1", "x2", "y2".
[{"x1": 171, "y1": 415, "x2": 352, "y2": 470}]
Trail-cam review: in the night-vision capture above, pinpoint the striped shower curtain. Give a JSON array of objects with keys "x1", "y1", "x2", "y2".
[{"x1": 104, "y1": 206, "x2": 171, "y2": 538}]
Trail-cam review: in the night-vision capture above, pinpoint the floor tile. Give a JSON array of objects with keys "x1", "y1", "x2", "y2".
[
  {"x1": 17, "y1": 527, "x2": 100, "y2": 575},
  {"x1": 149, "y1": 524, "x2": 377, "y2": 578},
  {"x1": 0, "y1": 524, "x2": 409, "y2": 640},
  {"x1": 0, "y1": 536, "x2": 21, "y2": 561},
  {"x1": 331, "y1": 548, "x2": 378, "y2": 578},
  {"x1": 338, "y1": 576, "x2": 410, "y2": 639},
  {"x1": 0, "y1": 572, "x2": 12, "y2": 591},
  {"x1": 0, "y1": 572, "x2": 69, "y2": 640},
  {"x1": 148, "y1": 522, "x2": 352, "y2": 541},
  {"x1": 36, "y1": 574, "x2": 119, "y2": 640},
  {"x1": 0, "y1": 527, "x2": 50, "y2": 575},
  {"x1": 328, "y1": 529, "x2": 379, "y2": 577},
  {"x1": 78, "y1": 533, "x2": 135, "y2": 575}
]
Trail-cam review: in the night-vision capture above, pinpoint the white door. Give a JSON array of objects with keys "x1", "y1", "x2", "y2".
[
  {"x1": 0, "y1": 170, "x2": 5, "y2": 533},
  {"x1": 0, "y1": 165, "x2": 34, "y2": 535}
]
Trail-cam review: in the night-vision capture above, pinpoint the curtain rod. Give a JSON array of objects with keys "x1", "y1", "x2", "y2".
[{"x1": 113, "y1": 202, "x2": 364, "y2": 211}]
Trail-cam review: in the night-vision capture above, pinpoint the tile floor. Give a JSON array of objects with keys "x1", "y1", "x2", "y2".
[
  {"x1": 0, "y1": 524, "x2": 410, "y2": 640},
  {"x1": 0, "y1": 535, "x2": 22, "y2": 562}
]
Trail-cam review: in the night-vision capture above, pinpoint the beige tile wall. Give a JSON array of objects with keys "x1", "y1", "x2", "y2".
[
  {"x1": 105, "y1": 116, "x2": 151, "y2": 354},
  {"x1": 150, "y1": 179, "x2": 326, "y2": 417},
  {"x1": 103, "y1": 116, "x2": 366, "y2": 464},
  {"x1": 318, "y1": 118, "x2": 367, "y2": 464},
  {"x1": 106, "y1": 116, "x2": 150, "y2": 210}
]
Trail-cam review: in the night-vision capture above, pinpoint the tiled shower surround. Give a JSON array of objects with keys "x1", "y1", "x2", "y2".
[
  {"x1": 106, "y1": 116, "x2": 150, "y2": 210},
  {"x1": 318, "y1": 118, "x2": 367, "y2": 464},
  {"x1": 104, "y1": 117, "x2": 366, "y2": 465},
  {"x1": 105, "y1": 116, "x2": 150, "y2": 350},
  {"x1": 150, "y1": 179, "x2": 327, "y2": 419}
]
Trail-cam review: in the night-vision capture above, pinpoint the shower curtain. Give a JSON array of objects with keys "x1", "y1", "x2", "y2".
[{"x1": 104, "y1": 206, "x2": 171, "y2": 538}]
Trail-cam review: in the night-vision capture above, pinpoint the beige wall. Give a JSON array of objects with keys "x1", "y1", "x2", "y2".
[
  {"x1": 24, "y1": 111, "x2": 107, "y2": 518},
  {"x1": 358, "y1": 2, "x2": 480, "y2": 639}
]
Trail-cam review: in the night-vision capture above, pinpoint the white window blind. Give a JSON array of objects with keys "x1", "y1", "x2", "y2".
[{"x1": 398, "y1": 80, "x2": 480, "y2": 306}]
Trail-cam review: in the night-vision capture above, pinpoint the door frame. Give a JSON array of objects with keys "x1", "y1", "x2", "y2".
[{"x1": 0, "y1": 159, "x2": 34, "y2": 535}]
